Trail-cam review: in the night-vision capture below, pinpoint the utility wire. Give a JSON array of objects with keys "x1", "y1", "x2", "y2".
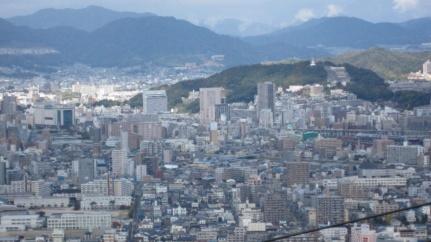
[{"x1": 264, "y1": 202, "x2": 431, "y2": 242}]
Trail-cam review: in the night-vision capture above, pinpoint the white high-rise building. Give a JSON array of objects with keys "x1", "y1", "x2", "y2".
[
  {"x1": 136, "y1": 164, "x2": 147, "y2": 181},
  {"x1": 121, "y1": 129, "x2": 129, "y2": 153},
  {"x1": 142, "y1": 90, "x2": 168, "y2": 114},
  {"x1": 424, "y1": 59, "x2": 431, "y2": 75},
  {"x1": 199, "y1": 87, "x2": 225, "y2": 125}
]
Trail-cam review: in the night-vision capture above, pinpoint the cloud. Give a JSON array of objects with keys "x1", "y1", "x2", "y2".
[
  {"x1": 326, "y1": 4, "x2": 343, "y2": 17},
  {"x1": 393, "y1": 0, "x2": 418, "y2": 12},
  {"x1": 294, "y1": 8, "x2": 315, "y2": 22}
]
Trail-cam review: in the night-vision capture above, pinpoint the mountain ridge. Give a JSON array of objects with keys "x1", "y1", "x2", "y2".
[
  {"x1": 8, "y1": 5, "x2": 154, "y2": 32},
  {"x1": 245, "y1": 16, "x2": 431, "y2": 49}
]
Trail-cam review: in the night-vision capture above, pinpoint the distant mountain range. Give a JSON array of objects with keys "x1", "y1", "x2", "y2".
[
  {"x1": 0, "y1": 16, "x2": 260, "y2": 67},
  {"x1": 0, "y1": 6, "x2": 431, "y2": 68},
  {"x1": 246, "y1": 16, "x2": 431, "y2": 49},
  {"x1": 7, "y1": 6, "x2": 154, "y2": 32},
  {"x1": 328, "y1": 48, "x2": 431, "y2": 80},
  {"x1": 203, "y1": 18, "x2": 278, "y2": 37}
]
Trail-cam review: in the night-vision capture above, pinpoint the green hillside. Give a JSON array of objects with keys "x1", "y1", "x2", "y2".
[
  {"x1": 165, "y1": 61, "x2": 327, "y2": 107},
  {"x1": 128, "y1": 61, "x2": 429, "y2": 110},
  {"x1": 329, "y1": 48, "x2": 431, "y2": 80}
]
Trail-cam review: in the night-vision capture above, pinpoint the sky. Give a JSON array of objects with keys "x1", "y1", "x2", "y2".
[{"x1": 0, "y1": 0, "x2": 430, "y2": 27}]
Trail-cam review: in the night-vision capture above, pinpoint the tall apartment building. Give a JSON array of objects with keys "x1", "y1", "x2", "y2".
[
  {"x1": 263, "y1": 192, "x2": 289, "y2": 225},
  {"x1": 285, "y1": 161, "x2": 309, "y2": 186},
  {"x1": 315, "y1": 195, "x2": 344, "y2": 225},
  {"x1": 199, "y1": 87, "x2": 225, "y2": 125},
  {"x1": 142, "y1": 90, "x2": 168, "y2": 114},
  {"x1": 111, "y1": 149, "x2": 127, "y2": 177}
]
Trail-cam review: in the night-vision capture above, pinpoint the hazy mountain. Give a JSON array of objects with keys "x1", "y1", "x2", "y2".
[
  {"x1": 399, "y1": 17, "x2": 431, "y2": 37},
  {"x1": 328, "y1": 48, "x2": 431, "y2": 80},
  {"x1": 246, "y1": 17, "x2": 430, "y2": 48},
  {"x1": 208, "y1": 18, "x2": 277, "y2": 37},
  {"x1": 8, "y1": 6, "x2": 154, "y2": 32},
  {"x1": 80, "y1": 16, "x2": 258, "y2": 66},
  {"x1": 0, "y1": 16, "x2": 259, "y2": 67}
]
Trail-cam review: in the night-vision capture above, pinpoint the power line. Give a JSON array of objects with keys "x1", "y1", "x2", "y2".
[{"x1": 264, "y1": 201, "x2": 431, "y2": 242}]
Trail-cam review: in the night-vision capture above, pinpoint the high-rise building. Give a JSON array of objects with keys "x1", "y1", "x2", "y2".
[
  {"x1": 0, "y1": 161, "x2": 6, "y2": 185},
  {"x1": 136, "y1": 164, "x2": 147, "y2": 181},
  {"x1": 121, "y1": 129, "x2": 129, "y2": 153},
  {"x1": 257, "y1": 82, "x2": 275, "y2": 113},
  {"x1": 72, "y1": 159, "x2": 96, "y2": 184},
  {"x1": 263, "y1": 192, "x2": 289, "y2": 225},
  {"x1": 0, "y1": 95, "x2": 17, "y2": 115},
  {"x1": 199, "y1": 87, "x2": 225, "y2": 125},
  {"x1": 423, "y1": 59, "x2": 431, "y2": 75},
  {"x1": 111, "y1": 149, "x2": 127, "y2": 177},
  {"x1": 285, "y1": 161, "x2": 309, "y2": 186},
  {"x1": 142, "y1": 90, "x2": 168, "y2": 114},
  {"x1": 315, "y1": 195, "x2": 344, "y2": 225}
]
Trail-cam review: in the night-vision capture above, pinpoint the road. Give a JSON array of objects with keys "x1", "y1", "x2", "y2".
[{"x1": 128, "y1": 181, "x2": 143, "y2": 242}]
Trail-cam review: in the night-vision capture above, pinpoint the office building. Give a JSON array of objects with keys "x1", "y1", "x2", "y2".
[
  {"x1": 142, "y1": 90, "x2": 168, "y2": 114},
  {"x1": 257, "y1": 82, "x2": 275, "y2": 113},
  {"x1": 33, "y1": 102, "x2": 75, "y2": 128},
  {"x1": 0, "y1": 95, "x2": 17, "y2": 115}
]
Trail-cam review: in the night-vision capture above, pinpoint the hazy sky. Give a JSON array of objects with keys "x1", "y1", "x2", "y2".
[{"x1": 1, "y1": 0, "x2": 430, "y2": 27}]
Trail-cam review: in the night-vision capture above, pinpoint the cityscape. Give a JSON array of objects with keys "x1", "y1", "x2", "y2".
[{"x1": 1, "y1": 1, "x2": 431, "y2": 242}]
